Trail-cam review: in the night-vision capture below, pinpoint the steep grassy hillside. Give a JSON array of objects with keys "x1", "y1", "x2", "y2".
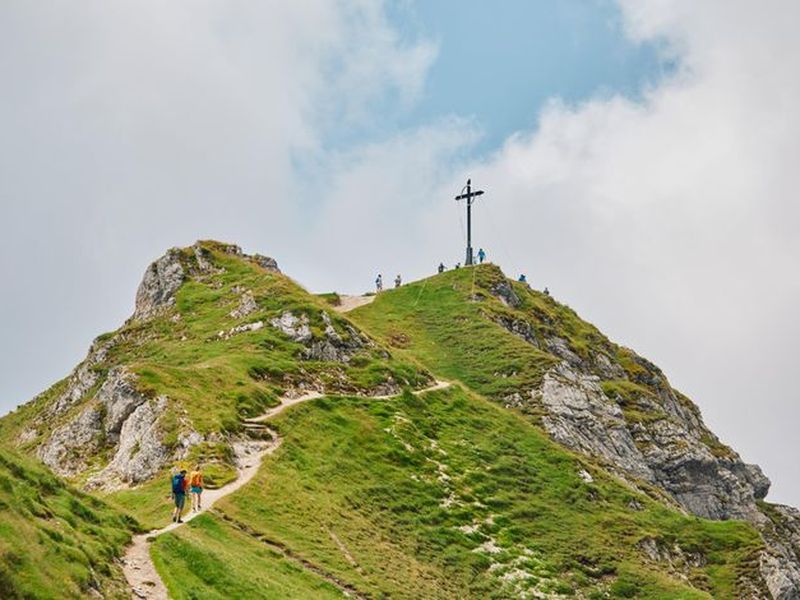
[
  {"x1": 0, "y1": 246, "x2": 786, "y2": 598},
  {"x1": 0, "y1": 446, "x2": 135, "y2": 598},
  {"x1": 0, "y1": 241, "x2": 431, "y2": 501},
  {"x1": 154, "y1": 386, "x2": 764, "y2": 598},
  {"x1": 349, "y1": 264, "x2": 623, "y2": 403}
]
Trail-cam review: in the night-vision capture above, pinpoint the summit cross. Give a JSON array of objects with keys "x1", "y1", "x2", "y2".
[{"x1": 454, "y1": 178, "x2": 485, "y2": 266}]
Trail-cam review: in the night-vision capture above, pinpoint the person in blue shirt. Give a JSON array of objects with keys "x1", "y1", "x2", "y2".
[
  {"x1": 478, "y1": 248, "x2": 486, "y2": 264},
  {"x1": 518, "y1": 274, "x2": 527, "y2": 283}
]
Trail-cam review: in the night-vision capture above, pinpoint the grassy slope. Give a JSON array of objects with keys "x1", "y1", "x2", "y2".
[
  {"x1": 0, "y1": 446, "x2": 136, "y2": 599},
  {"x1": 151, "y1": 514, "x2": 343, "y2": 600},
  {"x1": 0, "y1": 253, "x2": 769, "y2": 598},
  {"x1": 0, "y1": 243, "x2": 431, "y2": 529},
  {"x1": 153, "y1": 387, "x2": 762, "y2": 599}
]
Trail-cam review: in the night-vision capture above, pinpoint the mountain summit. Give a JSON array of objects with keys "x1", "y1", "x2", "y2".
[{"x1": 1, "y1": 241, "x2": 798, "y2": 598}]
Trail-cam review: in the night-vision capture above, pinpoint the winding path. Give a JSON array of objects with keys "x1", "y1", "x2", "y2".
[
  {"x1": 122, "y1": 381, "x2": 450, "y2": 599},
  {"x1": 332, "y1": 294, "x2": 375, "y2": 313}
]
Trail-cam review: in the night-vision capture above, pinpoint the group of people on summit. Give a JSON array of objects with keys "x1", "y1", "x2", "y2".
[{"x1": 374, "y1": 248, "x2": 541, "y2": 295}]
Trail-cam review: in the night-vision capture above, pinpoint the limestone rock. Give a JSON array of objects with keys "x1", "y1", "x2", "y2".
[
  {"x1": 133, "y1": 248, "x2": 185, "y2": 321},
  {"x1": 39, "y1": 368, "x2": 148, "y2": 477},
  {"x1": 305, "y1": 312, "x2": 367, "y2": 363},
  {"x1": 217, "y1": 321, "x2": 264, "y2": 340},
  {"x1": 88, "y1": 396, "x2": 170, "y2": 488},
  {"x1": 252, "y1": 253, "x2": 280, "y2": 272},
  {"x1": 758, "y1": 505, "x2": 800, "y2": 599},
  {"x1": 230, "y1": 290, "x2": 258, "y2": 319},
  {"x1": 271, "y1": 312, "x2": 312, "y2": 343},
  {"x1": 491, "y1": 281, "x2": 521, "y2": 308},
  {"x1": 534, "y1": 364, "x2": 654, "y2": 481},
  {"x1": 46, "y1": 335, "x2": 115, "y2": 418}
]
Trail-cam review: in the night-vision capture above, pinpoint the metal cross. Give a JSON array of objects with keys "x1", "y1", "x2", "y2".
[{"x1": 454, "y1": 178, "x2": 485, "y2": 266}]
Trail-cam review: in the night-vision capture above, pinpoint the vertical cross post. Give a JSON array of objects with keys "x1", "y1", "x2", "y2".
[{"x1": 455, "y1": 178, "x2": 485, "y2": 265}]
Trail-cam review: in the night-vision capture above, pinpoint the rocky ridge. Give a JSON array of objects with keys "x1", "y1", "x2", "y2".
[
  {"x1": 29, "y1": 242, "x2": 283, "y2": 489},
  {"x1": 485, "y1": 282, "x2": 800, "y2": 598}
]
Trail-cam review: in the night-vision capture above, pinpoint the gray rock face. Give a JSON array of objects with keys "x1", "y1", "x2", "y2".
[
  {"x1": 759, "y1": 506, "x2": 800, "y2": 599},
  {"x1": 46, "y1": 335, "x2": 115, "y2": 419},
  {"x1": 528, "y1": 364, "x2": 654, "y2": 482},
  {"x1": 252, "y1": 253, "x2": 280, "y2": 272},
  {"x1": 39, "y1": 368, "x2": 147, "y2": 477},
  {"x1": 271, "y1": 311, "x2": 313, "y2": 343},
  {"x1": 37, "y1": 368, "x2": 194, "y2": 489},
  {"x1": 306, "y1": 312, "x2": 367, "y2": 362},
  {"x1": 489, "y1": 314, "x2": 539, "y2": 347},
  {"x1": 491, "y1": 304, "x2": 800, "y2": 595},
  {"x1": 528, "y1": 361, "x2": 768, "y2": 522},
  {"x1": 230, "y1": 290, "x2": 258, "y2": 319},
  {"x1": 88, "y1": 396, "x2": 169, "y2": 488},
  {"x1": 491, "y1": 281, "x2": 521, "y2": 308},
  {"x1": 133, "y1": 248, "x2": 185, "y2": 321},
  {"x1": 271, "y1": 310, "x2": 368, "y2": 363}
]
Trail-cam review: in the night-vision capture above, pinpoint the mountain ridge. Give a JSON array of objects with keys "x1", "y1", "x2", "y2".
[{"x1": 0, "y1": 240, "x2": 798, "y2": 598}]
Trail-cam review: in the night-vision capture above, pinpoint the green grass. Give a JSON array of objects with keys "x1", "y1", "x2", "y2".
[
  {"x1": 152, "y1": 514, "x2": 343, "y2": 599},
  {"x1": 199, "y1": 386, "x2": 763, "y2": 598},
  {"x1": 350, "y1": 267, "x2": 557, "y2": 400},
  {"x1": 0, "y1": 446, "x2": 136, "y2": 598},
  {"x1": 0, "y1": 242, "x2": 432, "y2": 487},
  {"x1": 0, "y1": 247, "x2": 768, "y2": 598}
]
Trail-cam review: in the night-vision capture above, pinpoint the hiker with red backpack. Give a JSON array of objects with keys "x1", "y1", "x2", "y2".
[{"x1": 171, "y1": 469, "x2": 189, "y2": 523}]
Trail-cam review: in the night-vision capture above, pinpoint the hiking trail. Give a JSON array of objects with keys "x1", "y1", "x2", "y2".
[
  {"x1": 332, "y1": 294, "x2": 375, "y2": 313},
  {"x1": 121, "y1": 381, "x2": 450, "y2": 599}
]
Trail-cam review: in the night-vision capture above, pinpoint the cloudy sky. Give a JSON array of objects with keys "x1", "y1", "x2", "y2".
[{"x1": 1, "y1": 1, "x2": 798, "y2": 506}]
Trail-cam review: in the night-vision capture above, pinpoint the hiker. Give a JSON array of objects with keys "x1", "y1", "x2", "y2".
[
  {"x1": 543, "y1": 287, "x2": 550, "y2": 296},
  {"x1": 437, "y1": 262, "x2": 445, "y2": 274},
  {"x1": 375, "y1": 274, "x2": 383, "y2": 292},
  {"x1": 518, "y1": 274, "x2": 527, "y2": 283},
  {"x1": 478, "y1": 248, "x2": 486, "y2": 264},
  {"x1": 171, "y1": 469, "x2": 189, "y2": 523},
  {"x1": 189, "y1": 465, "x2": 204, "y2": 512},
  {"x1": 395, "y1": 274, "x2": 402, "y2": 288},
  {"x1": 454, "y1": 262, "x2": 461, "y2": 270}
]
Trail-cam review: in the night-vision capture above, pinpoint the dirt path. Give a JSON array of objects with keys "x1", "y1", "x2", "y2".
[
  {"x1": 122, "y1": 382, "x2": 449, "y2": 599},
  {"x1": 332, "y1": 295, "x2": 375, "y2": 313}
]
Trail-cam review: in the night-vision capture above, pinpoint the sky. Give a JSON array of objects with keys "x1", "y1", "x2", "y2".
[{"x1": 1, "y1": 1, "x2": 798, "y2": 506}]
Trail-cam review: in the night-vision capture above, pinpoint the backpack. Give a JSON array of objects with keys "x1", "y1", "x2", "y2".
[
  {"x1": 190, "y1": 472, "x2": 202, "y2": 487},
  {"x1": 172, "y1": 473, "x2": 185, "y2": 494}
]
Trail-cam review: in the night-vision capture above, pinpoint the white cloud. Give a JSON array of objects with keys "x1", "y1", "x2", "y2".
[
  {"x1": 307, "y1": 0, "x2": 800, "y2": 505},
  {"x1": 0, "y1": 0, "x2": 436, "y2": 410},
  {"x1": 2, "y1": 0, "x2": 798, "y2": 508}
]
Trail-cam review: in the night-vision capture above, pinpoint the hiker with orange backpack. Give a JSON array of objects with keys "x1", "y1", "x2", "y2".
[{"x1": 189, "y1": 465, "x2": 204, "y2": 512}]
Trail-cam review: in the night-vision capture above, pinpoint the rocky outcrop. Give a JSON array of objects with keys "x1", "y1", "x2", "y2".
[
  {"x1": 132, "y1": 243, "x2": 280, "y2": 322},
  {"x1": 491, "y1": 281, "x2": 521, "y2": 308},
  {"x1": 217, "y1": 321, "x2": 264, "y2": 340},
  {"x1": 133, "y1": 248, "x2": 185, "y2": 321},
  {"x1": 252, "y1": 253, "x2": 280, "y2": 272},
  {"x1": 270, "y1": 310, "x2": 368, "y2": 363},
  {"x1": 491, "y1": 306, "x2": 798, "y2": 595},
  {"x1": 88, "y1": 396, "x2": 169, "y2": 488},
  {"x1": 519, "y1": 364, "x2": 654, "y2": 482},
  {"x1": 271, "y1": 312, "x2": 312, "y2": 343},
  {"x1": 45, "y1": 335, "x2": 116, "y2": 419},
  {"x1": 39, "y1": 368, "x2": 148, "y2": 477},
  {"x1": 36, "y1": 368, "x2": 194, "y2": 489},
  {"x1": 758, "y1": 506, "x2": 800, "y2": 599},
  {"x1": 521, "y1": 361, "x2": 769, "y2": 522},
  {"x1": 230, "y1": 290, "x2": 258, "y2": 319}
]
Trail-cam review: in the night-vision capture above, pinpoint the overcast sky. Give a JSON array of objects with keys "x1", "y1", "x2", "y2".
[{"x1": 1, "y1": 1, "x2": 798, "y2": 507}]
